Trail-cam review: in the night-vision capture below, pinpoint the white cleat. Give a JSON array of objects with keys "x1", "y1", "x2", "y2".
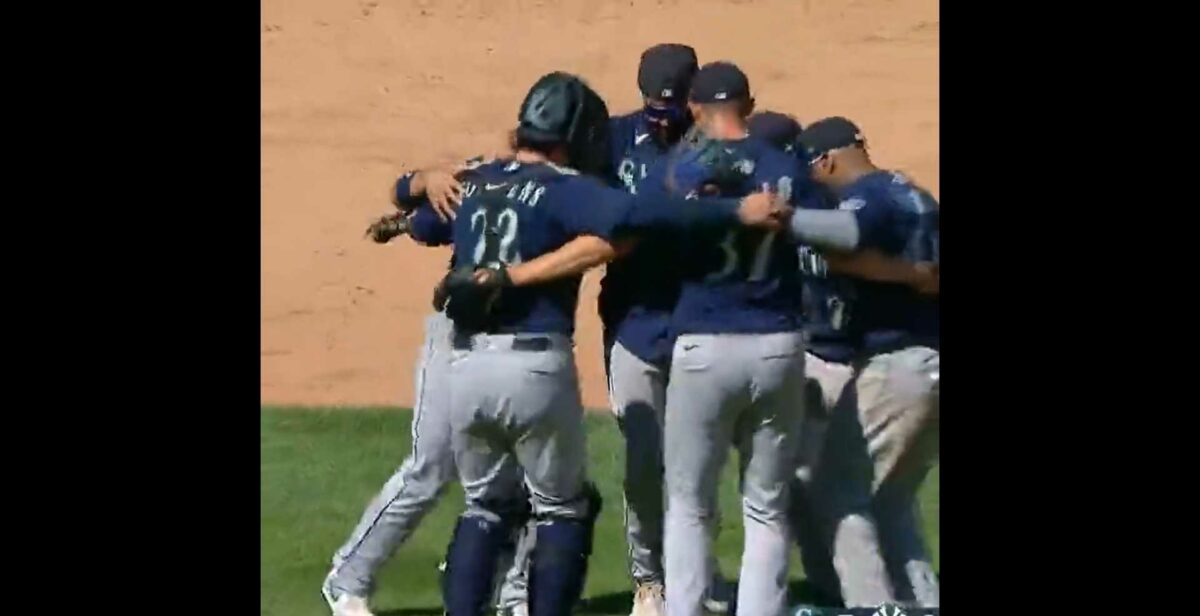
[
  {"x1": 327, "y1": 594, "x2": 376, "y2": 616},
  {"x1": 322, "y1": 570, "x2": 376, "y2": 616},
  {"x1": 630, "y1": 581, "x2": 665, "y2": 616},
  {"x1": 703, "y1": 573, "x2": 734, "y2": 614}
]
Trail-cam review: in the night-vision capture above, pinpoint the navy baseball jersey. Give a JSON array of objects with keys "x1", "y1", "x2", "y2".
[
  {"x1": 648, "y1": 136, "x2": 812, "y2": 335},
  {"x1": 599, "y1": 111, "x2": 684, "y2": 366},
  {"x1": 608, "y1": 111, "x2": 669, "y2": 193},
  {"x1": 409, "y1": 158, "x2": 632, "y2": 335},
  {"x1": 814, "y1": 170, "x2": 940, "y2": 358}
]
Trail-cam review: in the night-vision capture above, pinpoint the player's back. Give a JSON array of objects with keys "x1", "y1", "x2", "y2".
[
  {"x1": 653, "y1": 136, "x2": 807, "y2": 335},
  {"x1": 449, "y1": 158, "x2": 629, "y2": 335},
  {"x1": 837, "y1": 170, "x2": 940, "y2": 353}
]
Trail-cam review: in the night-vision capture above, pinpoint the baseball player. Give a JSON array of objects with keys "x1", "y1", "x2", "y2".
[
  {"x1": 630, "y1": 61, "x2": 813, "y2": 616},
  {"x1": 321, "y1": 163, "x2": 539, "y2": 616},
  {"x1": 784, "y1": 117, "x2": 940, "y2": 608},
  {"x1": 402, "y1": 72, "x2": 627, "y2": 616},
  {"x1": 402, "y1": 69, "x2": 793, "y2": 616},
  {"x1": 750, "y1": 112, "x2": 939, "y2": 609},
  {"x1": 601, "y1": 43, "x2": 733, "y2": 616}
]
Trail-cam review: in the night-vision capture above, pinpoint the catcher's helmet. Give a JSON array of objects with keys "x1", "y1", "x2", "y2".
[{"x1": 516, "y1": 72, "x2": 611, "y2": 177}]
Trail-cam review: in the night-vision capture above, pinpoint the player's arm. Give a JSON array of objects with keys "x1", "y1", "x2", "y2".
[
  {"x1": 822, "y1": 249, "x2": 939, "y2": 295},
  {"x1": 619, "y1": 177, "x2": 789, "y2": 234},
  {"x1": 394, "y1": 157, "x2": 487, "y2": 221},
  {"x1": 407, "y1": 202, "x2": 454, "y2": 246},
  {"x1": 786, "y1": 208, "x2": 866, "y2": 251},
  {"x1": 506, "y1": 236, "x2": 633, "y2": 286}
]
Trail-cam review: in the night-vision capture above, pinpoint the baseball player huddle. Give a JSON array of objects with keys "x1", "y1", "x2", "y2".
[{"x1": 325, "y1": 43, "x2": 940, "y2": 616}]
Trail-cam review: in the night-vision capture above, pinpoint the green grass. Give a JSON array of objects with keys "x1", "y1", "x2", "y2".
[{"x1": 261, "y1": 407, "x2": 939, "y2": 616}]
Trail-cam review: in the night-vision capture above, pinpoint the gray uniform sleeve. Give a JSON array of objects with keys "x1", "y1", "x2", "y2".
[{"x1": 787, "y1": 209, "x2": 862, "y2": 251}]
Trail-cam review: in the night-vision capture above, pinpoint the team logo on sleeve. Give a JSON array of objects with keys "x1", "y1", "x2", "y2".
[
  {"x1": 733, "y1": 159, "x2": 755, "y2": 175},
  {"x1": 838, "y1": 197, "x2": 867, "y2": 211}
]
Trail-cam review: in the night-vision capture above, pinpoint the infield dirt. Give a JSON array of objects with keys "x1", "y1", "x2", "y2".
[{"x1": 261, "y1": 0, "x2": 939, "y2": 408}]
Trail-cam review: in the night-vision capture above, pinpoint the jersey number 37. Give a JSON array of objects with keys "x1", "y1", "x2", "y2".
[{"x1": 707, "y1": 177, "x2": 791, "y2": 282}]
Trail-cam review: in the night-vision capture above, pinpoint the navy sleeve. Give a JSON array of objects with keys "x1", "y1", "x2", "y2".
[
  {"x1": 621, "y1": 192, "x2": 740, "y2": 233},
  {"x1": 848, "y1": 194, "x2": 894, "y2": 250},
  {"x1": 548, "y1": 178, "x2": 633, "y2": 242},
  {"x1": 392, "y1": 171, "x2": 426, "y2": 210},
  {"x1": 408, "y1": 202, "x2": 453, "y2": 246},
  {"x1": 612, "y1": 155, "x2": 741, "y2": 233}
]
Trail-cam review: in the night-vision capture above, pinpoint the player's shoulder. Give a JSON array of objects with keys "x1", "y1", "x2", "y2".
[
  {"x1": 882, "y1": 171, "x2": 938, "y2": 213},
  {"x1": 610, "y1": 110, "x2": 644, "y2": 132},
  {"x1": 849, "y1": 170, "x2": 938, "y2": 215},
  {"x1": 458, "y1": 156, "x2": 512, "y2": 180},
  {"x1": 838, "y1": 170, "x2": 930, "y2": 213},
  {"x1": 742, "y1": 138, "x2": 800, "y2": 182},
  {"x1": 609, "y1": 111, "x2": 648, "y2": 150}
]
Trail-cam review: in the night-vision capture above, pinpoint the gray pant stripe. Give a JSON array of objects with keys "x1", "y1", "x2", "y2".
[{"x1": 332, "y1": 328, "x2": 436, "y2": 574}]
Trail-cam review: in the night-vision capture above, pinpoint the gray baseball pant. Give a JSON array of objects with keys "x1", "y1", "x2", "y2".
[
  {"x1": 607, "y1": 340, "x2": 728, "y2": 588},
  {"x1": 606, "y1": 340, "x2": 669, "y2": 584},
  {"x1": 662, "y1": 331, "x2": 805, "y2": 616},
  {"x1": 803, "y1": 347, "x2": 940, "y2": 607},
  {"x1": 448, "y1": 332, "x2": 592, "y2": 522},
  {"x1": 327, "y1": 312, "x2": 529, "y2": 606}
]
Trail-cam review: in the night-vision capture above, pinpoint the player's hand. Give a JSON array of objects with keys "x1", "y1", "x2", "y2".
[
  {"x1": 911, "y1": 262, "x2": 939, "y2": 295},
  {"x1": 424, "y1": 169, "x2": 465, "y2": 222},
  {"x1": 736, "y1": 191, "x2": 792, "y2": 231}
]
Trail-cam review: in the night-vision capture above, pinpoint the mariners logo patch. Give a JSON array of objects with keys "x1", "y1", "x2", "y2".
[
  {"x1": 838, "y1": 197, "x2": 867, "y2": 211},
  {"x1": 733, "y1": 159, "x2": 755, "y2": 175}
]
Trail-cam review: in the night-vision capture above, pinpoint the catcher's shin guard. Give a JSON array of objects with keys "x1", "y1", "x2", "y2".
[
  {"x1": 443, "y1": 515, "x2": 512, "y2": 616},
  {"x1": 528, "y1": 483, "x2": 603, "y2": 616}
]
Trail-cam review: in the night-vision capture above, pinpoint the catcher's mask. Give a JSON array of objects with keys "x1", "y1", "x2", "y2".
[
  {"x1": 642, "y1": 101, "x2": 693, "y2": 147},
  {"x1": 516, "y1": 72, "x2": 612, "y2": 177}
]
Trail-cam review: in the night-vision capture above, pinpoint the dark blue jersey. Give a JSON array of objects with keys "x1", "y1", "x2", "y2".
[
  {"x1": 599, "y1": 111, "x2": 682, "y2": 366},
  {"x1": 608, "y1": 111, "x2": 669, "y2": 193},
  {"x1": 409, "y1": 158, "x2": 632, "y2": 335},
  {"x1": 797, "y1": 199, "x2": 859, "y2": 363},
  {"x1": 823, "y1": 170, "x2": 940, "y2": 357},
  {"x1": 649, "y1": 136, "x2": 810, "y2": 335}
]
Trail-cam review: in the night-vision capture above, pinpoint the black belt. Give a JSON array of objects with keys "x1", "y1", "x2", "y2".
[{"x1": 451, "y1": 333, "x2": 553, "y2": 352}]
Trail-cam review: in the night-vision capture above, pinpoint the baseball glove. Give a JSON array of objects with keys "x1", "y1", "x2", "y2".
[
  {"x1": 666, "y1": 125, "x2": 749, "y2": 198},
  {"x1": 434, "y1": 264, "x2": 513, "y2": 331},
  {"x1": 364, "y1": 212, "x2": 412, "y2": 244}
]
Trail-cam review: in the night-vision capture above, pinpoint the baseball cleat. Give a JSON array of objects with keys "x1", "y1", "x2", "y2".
[
  {"x1": 703, "y1": 573, "x2": 735, "y2": 614},
  {"x1": 322, "y1": 570, "x2": 376, "y2": 616},
  {"x1": 629, "y1": 581, "x2": 665, "y2": 616}
]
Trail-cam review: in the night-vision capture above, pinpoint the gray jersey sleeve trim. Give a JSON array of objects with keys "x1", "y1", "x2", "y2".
[{"x1": 788, "y1": 209, "x2": 861, "y2": 251}]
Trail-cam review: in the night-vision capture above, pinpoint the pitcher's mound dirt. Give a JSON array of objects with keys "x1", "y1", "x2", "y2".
[{"x1": 261, "y1": 0, "x2": 938, "y2": 409}]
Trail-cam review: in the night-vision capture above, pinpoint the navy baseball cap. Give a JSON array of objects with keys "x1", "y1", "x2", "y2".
[
  {"x1": 796, "y1": 116, "x2": 865, "y2": 159},
  {"x1": 748, "y1": 111, "x2": 803, "y2": 152},
  {"x1": 637, "y1": 44, "x2": 699, "y2": 102},
  {"x1": 689, "y1": 61, "x2": 750, "y2": 103}
]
